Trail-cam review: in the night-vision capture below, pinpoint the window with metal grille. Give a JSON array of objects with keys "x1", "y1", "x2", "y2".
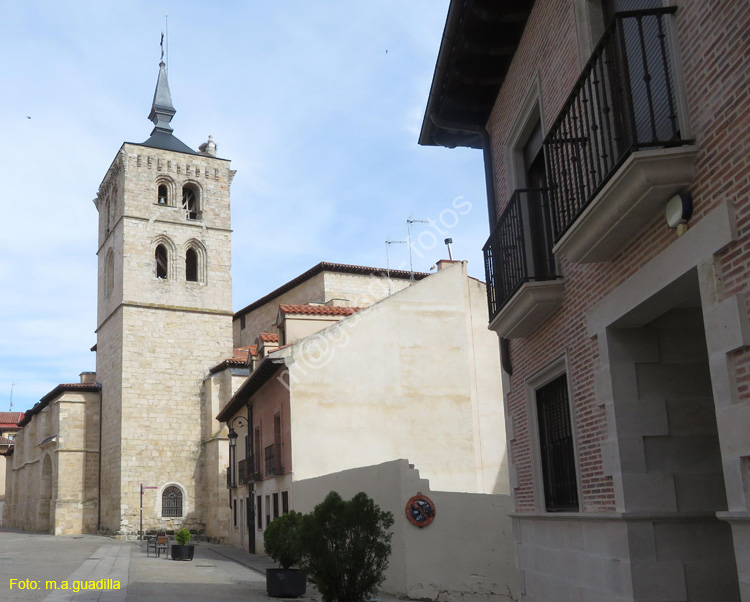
[
  {"x1": 282, "y1": 491, "x2": 289, "y2": 514},
  {"x1": 273, "y1": 493, "x2": 279, "y2": 519},
  {"x1": 162, "y1": 486, "x2": 183, "y2": 517},
  {"x1": 536, "y1": 374, "x2": 579, "y2": 511},
  {"x1": 256, "y1": 495, "x2": 263, "y2": 529}
]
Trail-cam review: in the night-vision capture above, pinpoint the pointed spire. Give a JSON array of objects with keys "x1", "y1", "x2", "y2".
[{"x1": 148, "y1": 61, "x2": 175, "y2": 134}]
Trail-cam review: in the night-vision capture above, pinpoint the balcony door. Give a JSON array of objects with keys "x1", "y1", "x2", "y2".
[
  {"x1": 602, "y1": 0, "x2": 679, "y2": 146},
  {"x1": 523, "y1": 122, "x2": 554, "y2": 282}
]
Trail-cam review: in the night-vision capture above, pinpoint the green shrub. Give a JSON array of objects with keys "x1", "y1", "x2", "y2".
[
  {"x1": 300, "y1": 492, "x2": 394, "y2": 602},
  {"x1": 264, "y1": 510, "x2": 304, "y2": 569},
  {"x1": 175, "y1": 528, "x2": 192, "y2": 546}
]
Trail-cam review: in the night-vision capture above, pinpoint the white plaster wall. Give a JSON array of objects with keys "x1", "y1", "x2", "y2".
[
  {"x1": 287, "y1": 262, "x2": 507, "y2": 494},
  {"x1": 292, "y1": 459, "x2": 518, "y2": 602}
]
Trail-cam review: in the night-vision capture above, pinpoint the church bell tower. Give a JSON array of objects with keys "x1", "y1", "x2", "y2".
[{"x1": 94, "y1": 59, "x2": 234, "y2": 534}]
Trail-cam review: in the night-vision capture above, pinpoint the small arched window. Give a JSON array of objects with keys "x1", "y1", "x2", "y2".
[
  {"x1": 186, "y1": 248, "x2": 198, "y2": 282},
  {"x1": 157, "y1": 184, "x2": 168, "y2": 205},
  {"x1": 182, "y1": 185, "x2": 200, "y2": 220},
  {"x1": 162, "y1": 486, "x2": 183, "y2": 517},
  {"x1": 155, "y1": 244, "x2": 168, "y2": 279},
  {"x1": 105, "y1": 250, "x2": 115, "y2": 297}
]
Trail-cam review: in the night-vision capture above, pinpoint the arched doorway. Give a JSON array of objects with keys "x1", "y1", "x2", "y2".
[{"x1": 38, "y1": 454, "x2": 53, "y2": 533}]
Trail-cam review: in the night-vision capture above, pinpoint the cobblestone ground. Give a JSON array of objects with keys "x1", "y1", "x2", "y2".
[{"x1": 0, "y1": 530, "x2": 404, "y2": 602}]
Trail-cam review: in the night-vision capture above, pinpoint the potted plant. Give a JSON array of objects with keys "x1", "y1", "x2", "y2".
[
  {"x1": 171, "y1": 528, "x2": 195, "y2": 561},
  {"x1": 299, "y1": 492, "x2": 394, "y2": 602},
  {"x1": 264, "y1": 510, "x2": 306, "y2": 597}
]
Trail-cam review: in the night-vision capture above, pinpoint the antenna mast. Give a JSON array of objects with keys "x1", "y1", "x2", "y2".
[
  {"x1": 385, "y1": 240, "x2": 407, "y2": 296},
  {"x1": 406, "y1": 219, "x2": 429, "y2": 282},
  {"x1": 9, "y1": 382, "x2": 15, "y2": 412}
]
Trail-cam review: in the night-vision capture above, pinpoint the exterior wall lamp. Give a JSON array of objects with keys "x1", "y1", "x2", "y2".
[{"x1": 227, "y1": 415, "x2": 248, "y2": 489}]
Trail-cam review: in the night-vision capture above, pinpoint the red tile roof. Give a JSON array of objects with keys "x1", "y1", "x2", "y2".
[
  {"x1": 278, "y1": 304, "x2": 365, "y2": 317},
  {"x1": 209, "y1": 346, "x2": 257, "y2": 374},
  {"x1": 0, "y1": 412, "x2": 24, "y2": 427},
  {"x1": 259, "y1": 332, "x2": 279, "y2": 343}
]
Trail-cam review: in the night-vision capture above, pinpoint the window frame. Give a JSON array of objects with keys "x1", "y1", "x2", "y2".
[
  {"x1": 525, "y1": 355, "x2": 582, "y2": 513},
  {"x1": 161, "y1": 485, "x2": 184, "y2": 518}
]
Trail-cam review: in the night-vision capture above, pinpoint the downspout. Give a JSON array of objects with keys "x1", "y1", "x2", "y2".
[
  {"x1": 246, "y1": 400, "x2": 254, "y2": 553},
  {"x1": 97, "y1": 389, "x2": 102, "y2": 531},
  {"x1": 429, "y1": 114, "x2": 512, "y2": 374}
]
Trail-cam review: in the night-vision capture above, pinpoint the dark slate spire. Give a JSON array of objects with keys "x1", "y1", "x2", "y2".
[
  {"x1": 148, "y1": 61, "x2": 175, "y2": 134},
  {"x1": 139, "y1": 60, "x2": 197, "y2": 155}
]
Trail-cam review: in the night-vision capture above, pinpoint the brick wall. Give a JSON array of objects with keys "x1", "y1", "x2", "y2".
[{"x1": 485, "y1": 1, "x2": 750, "y2": 513}]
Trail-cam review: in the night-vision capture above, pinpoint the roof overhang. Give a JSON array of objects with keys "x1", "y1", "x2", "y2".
[
  {"x1": 216, "y1": 357, "x2": 287, "y2": 422},
  {"x1": 419, "y1": 0, "x2": 535, "y2": 149}
]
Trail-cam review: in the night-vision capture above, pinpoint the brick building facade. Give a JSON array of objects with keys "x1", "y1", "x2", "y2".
[{"x1": 422, "y1": 1, "x2": 749, "y2": 600}]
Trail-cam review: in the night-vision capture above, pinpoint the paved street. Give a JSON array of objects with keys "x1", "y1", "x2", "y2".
[{"x1": 0, "y1": 530, "x2": 402, "y2": 602}]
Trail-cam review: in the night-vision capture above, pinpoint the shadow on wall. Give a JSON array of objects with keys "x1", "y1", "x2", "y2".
[{"x1": 292, "y1": 459, "x2": 518, "y2": 602}]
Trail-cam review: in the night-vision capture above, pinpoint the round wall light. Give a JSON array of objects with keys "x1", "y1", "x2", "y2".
[{"x1": 665, "y1": 192, "x2": 693, "y2": 229}]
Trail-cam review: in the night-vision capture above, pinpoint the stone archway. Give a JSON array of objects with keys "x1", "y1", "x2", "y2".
[{"x1": 38, "y1": 454, "x2": 53, "y2": 534}]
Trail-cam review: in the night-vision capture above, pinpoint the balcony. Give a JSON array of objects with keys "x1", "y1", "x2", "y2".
[
  {"x1": 264, "y1": 443, "x2": 283, "y2": 476},
  {"x1": 544, "y1": 7, "x2": 697, "y2": 263},
  {"x1": 483, "y1": 188, "x2": 564, "y2": 338}
]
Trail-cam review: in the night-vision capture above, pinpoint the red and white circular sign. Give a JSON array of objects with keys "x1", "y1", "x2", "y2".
[{"x1": 405, "y1": 494, "x2": 436, "y2": 527}]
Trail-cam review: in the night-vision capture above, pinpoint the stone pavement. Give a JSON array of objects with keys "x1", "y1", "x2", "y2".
[{"x1": 0, "y1": 530, "x2": 406, "y2": 602}]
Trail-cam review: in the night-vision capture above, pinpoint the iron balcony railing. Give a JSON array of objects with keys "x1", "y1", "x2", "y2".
[
  {"x1": 264, "y1": 443, "x2": 283, "y2": 476},
  {"x1": 483, "y1": 188, "x2": 558, "y2": 321},
  {"x1": 544, "y1": 7, "x2": 690, "y2": 241}
]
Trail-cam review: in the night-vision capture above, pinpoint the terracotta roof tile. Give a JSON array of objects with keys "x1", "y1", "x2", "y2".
[
  {"x1": 209, "y1": 346, "x2": 257, "y2": 374},
  {"x1": 259, "y1": 332, "x2": 279, "y2": 343},
  {"x1": 0, "y1": 412, "x2": 24, "y2": 426},
  {"x1": 278, "y1": 304, "x2": 365, "y2": 317}
]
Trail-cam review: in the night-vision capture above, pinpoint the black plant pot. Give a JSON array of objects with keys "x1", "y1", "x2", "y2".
[
  {"x1": 266, "y1": 568, "x2": 306, "y2": 598},
  {"x1": 171, "y1": 544, "x2": 195, "y2": 561}
]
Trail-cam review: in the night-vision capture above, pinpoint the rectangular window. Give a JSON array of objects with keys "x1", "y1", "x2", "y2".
[
  {"x1": 240, "y1": 315, "x2": 246, "y2": 330},
  {"x1": 536, "y1": 373, "x2": 579, "y2": 511},
  {"x1": 265, "y1": 495, "x2": 271, "y2": 528},
  {"x1": 251, "y1": 497, "x2": 253, "y2": 531},
  {"x1": 282, "y1": 491, "x2": 289, "y2": 514},
  {"x1": 233, "y1": 498, "x2": 237, "y2": 528},
  {"x1": 256, "y1": 495, "x2": 263, "y2": 529},
  {"x1": 273, "y1": 493, "x2": 279, "y2": 519}
]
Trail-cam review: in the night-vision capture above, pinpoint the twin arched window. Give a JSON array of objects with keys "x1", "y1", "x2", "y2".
[
  {"x1": 154, "y1": 241, "x2": 205, "y2": 283},
  {"x1": 155, "y1": 181, "x2": 201, "y2": 222},
  {"x1": 162, "y1": 486, "x2": 183, "y2": 518}
]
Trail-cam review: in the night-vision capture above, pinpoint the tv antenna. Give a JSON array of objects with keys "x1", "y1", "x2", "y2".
[
  {"x1": 385, "y1": 240, "x2": 407, "y2": 295},
  {"x1": 9, "y1": 382, "x2": 16, "y2": 412},
  {"x1": 407, "y1": 219, "x2": 429, "y2": 281}
]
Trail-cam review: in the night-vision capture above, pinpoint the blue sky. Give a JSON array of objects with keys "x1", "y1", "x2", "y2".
[{"x1": 0, "y1": 1, "x2": 489, "y2": 412}]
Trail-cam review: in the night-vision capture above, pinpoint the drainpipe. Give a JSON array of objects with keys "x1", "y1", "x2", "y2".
[
  {"x1": 430, "y1": 114, "x2": 512, "y2": 374},
  {"x1": 97, "y1": 389, "x2": 102, "y2": 531}
]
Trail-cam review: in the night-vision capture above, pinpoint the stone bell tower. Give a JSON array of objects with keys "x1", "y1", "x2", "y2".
[{"x1": 94, "y1": 60, "x2": 234, "y2": 534}]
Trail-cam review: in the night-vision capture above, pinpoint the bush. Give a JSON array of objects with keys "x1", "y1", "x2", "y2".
[
  {"x1": 264, "y1": 510, "x2": 304, "y2": 569},
  {"x1": 299, "y1": 492, "x2": 394, "y2": 602},
  {"x1": 175, "y1": 528, "x2": 192, "y2": 546}
]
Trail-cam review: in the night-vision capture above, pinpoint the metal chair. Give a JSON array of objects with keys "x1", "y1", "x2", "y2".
[{"x1": 147, "y1": 533, "x2": 170, "y2": 558}]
